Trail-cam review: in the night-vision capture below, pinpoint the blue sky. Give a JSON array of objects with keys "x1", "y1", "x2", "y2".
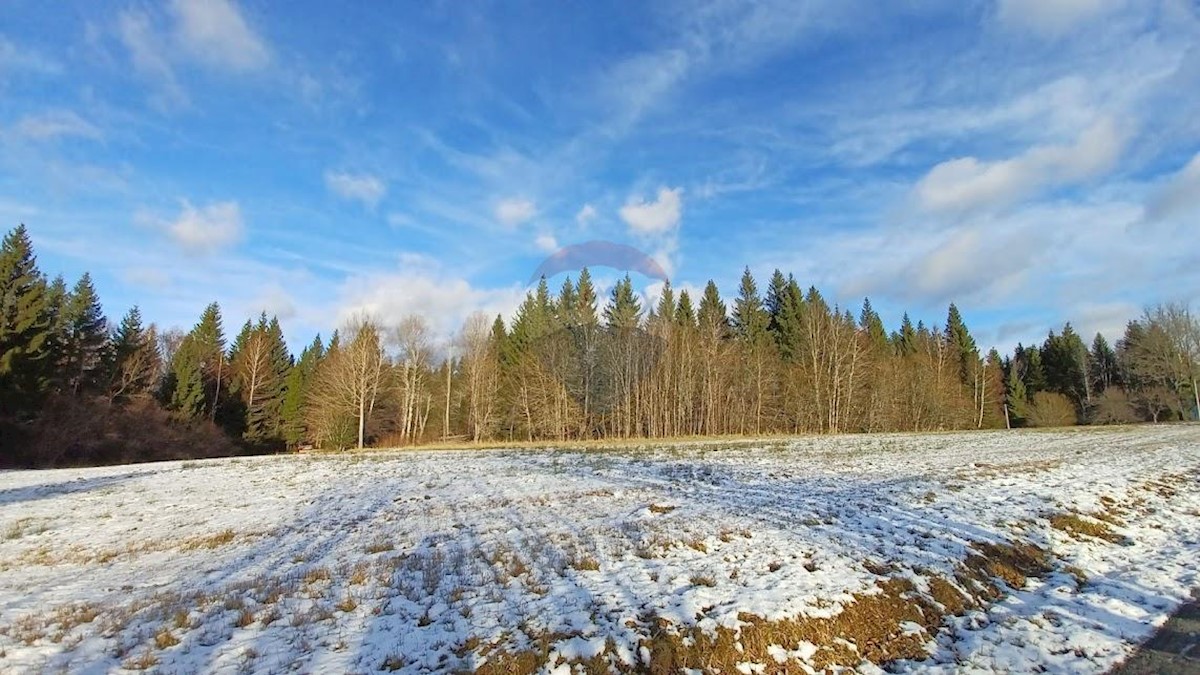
[{"x1": 1, "y1": 0, "x2": 1198, "y2": 353}]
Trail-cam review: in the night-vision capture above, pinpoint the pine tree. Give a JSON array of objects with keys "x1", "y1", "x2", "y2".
[
  {"x1": 1006, "y1": 360, "x2": 1029, "y2": 426},
  {"x1": 765, "y1": 269, "x2": 789, "y2": 335},
  {"x1": 1042, "y1": 323, "x2": 1089, "y2": 412},
  {"x1": 0, "y1": 224, "x2": 53, "y2": 412},
  {"x1": 652, "y1": 280, "x2": 676, "y2": 332}
]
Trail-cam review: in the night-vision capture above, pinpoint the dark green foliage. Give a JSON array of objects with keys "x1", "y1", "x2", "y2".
[
  {"x1": 0, "y1": 225, "x2": 53, "y2": 414},
  {"x1": 281, "y1": 334, "x2": 324, "y2": 447},
  {"x1": 61, "y1": 273, "x2": 111, "y2": 396},
  {"x1": 604, "y1": 274, "x2": 642, "y2": 330},
  {"x1": 697, "y1": 280, "x2": 729, "y2": 338},
  {"x1": 732, "y1": 268, "x2": 769, "y2": 342}
]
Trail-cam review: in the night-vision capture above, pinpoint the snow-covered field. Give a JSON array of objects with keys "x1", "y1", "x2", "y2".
[{"x1": 2, "y1": 426, "x2": 1198, "y2": 674}]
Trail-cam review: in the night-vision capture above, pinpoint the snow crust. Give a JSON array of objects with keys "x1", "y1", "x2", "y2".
[{"x1": 1, "y1": 426, "x2": 1197, "y2": 673}]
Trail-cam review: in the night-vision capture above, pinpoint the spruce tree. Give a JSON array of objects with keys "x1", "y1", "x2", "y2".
[
  {"x1": 697, "y1": 280, "x2": 729, "y2": 338},
  {"x1": 604, "y1": 274, "x2": 642, "y2": 330},
  {"x1": 1089, "y1": 333, "x2": 1120, "y2": 394},
  {"x1": 61, "y1": 273, "x2": 110, "y2": 395},
  {"x1": 895, "y1": 313, "x2": 916, "y2": 357},
  {"x1": 675, "y1": 290, "x2": 696, "y2": 328},
  {"x1": 859, "y1": 298, "x2": 888, "y2": 352},
  {"x1": 945, "y1": 303, "x2": 979, "y2": 385},
  {"x1": 732, "y1": 268, "x2": 769, "y2": 341},
  {"x1": 281, "y1": 334, "x2": 323, "y2": 447},
  {"x1": 575, "y1": 268, "x2": 599, "y2": 327},
  {"x1": 110, "y1": 306, "x2": 162, "y2": 401},
  {"x1": 0, "y1": 224, "x2": 52, "y2": 412}
]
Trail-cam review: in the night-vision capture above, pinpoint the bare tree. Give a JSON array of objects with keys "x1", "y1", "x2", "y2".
[
  {"x1": 394, "y1": 315, "x2": 433, "y2": 444},
  {"x1": 309, "y1": 315, "x2": 387, "y2": 449}
]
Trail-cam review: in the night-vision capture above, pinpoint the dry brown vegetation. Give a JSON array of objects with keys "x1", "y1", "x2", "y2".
[{"x1": 1048, "y1": 512, "x2": 1124, "y2": 543}]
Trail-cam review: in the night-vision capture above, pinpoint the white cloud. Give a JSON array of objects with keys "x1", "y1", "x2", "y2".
[
  {"x1": 165, "y1": 200, "x2": 244, "y2": 254},
  {"x1": 494, "y1": 198, "x2": 537, "y2": 226},
  {"x1": 1144, "y1": 152, "x2": 1200, "y2": 222},
  {"x1": 337, "y1": 271, "x2": 523, "y2": 341},
  {"x1": 996, "y1": 0, "x2": 1125, "y2": 36},
  {"x1": 324, "y1": 170, "x2": 386, "y2": 209},
  {"x1": 619, "y1": 187, "x2": 683, "y2": 235},
  {"x1": 915, "y1": 117, "x2": 1124, "y2": 214},
  {"x1": 14, "y1": 110, "x2": 101, "y2": 141},
  {"x1": 171, "y1": 0, "x2": 270, "y2": 71},
  {"x1": 534, "y1": 234, "x2": 558, "y2": 253},
  {"x1": 575, "y1": 203, "x2": 597, "y2": 227},
  {"x1": 115, "y1": 0, "x2": 268, "y2": 107}
]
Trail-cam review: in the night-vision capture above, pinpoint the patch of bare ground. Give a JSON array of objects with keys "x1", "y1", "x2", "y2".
[
  {"x1": 462, "y1": 539, "x2": 1060, "y2": 673},
  {"x1": 1048, "y1": 512, "x2": 1125, "y2": 544}
]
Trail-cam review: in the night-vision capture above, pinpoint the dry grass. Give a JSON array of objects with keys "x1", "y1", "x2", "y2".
[
  {"x1": 964, "y1": 541, "x2": 1052, "y2": 594},
  {"x1": 571, "y1": 555, "x2": 600, "y2": 571},
  {"x1": 647, "y1": 504, "x2": 676, "y2": 515},
  {"x1": 179, "y1": 528, "x2": 236, "y2": 551},
  {"x1": 365, "y1": 538, "x2": 394, "y2": 554},
  {"x1": 153, "y1": 628, "x2": 180, "y2": 649},
  {"x1": 122, "y1": 650, "x2": 160, "y2": 670},
  {"x1": 1048, "y1": 512, "x2": 1123, "y2": 543},
  {"x1": 689, "y1": 575, "x2": 716, "y2": 587}
]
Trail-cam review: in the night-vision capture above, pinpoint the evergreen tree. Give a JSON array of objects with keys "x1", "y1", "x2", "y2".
[
  {"x1": 895, "y1": 313, "x2": 916, "y2": 356},
  {"x1": 1006, "y1": 361, "x2": 1029, "y2": 426},
  {"x1": 732, "y1": 268, "x2": 769, "y2": 341},
  {"x1": 653, "y1": 280, "x2": 676, "y2": 332},
  {"x1": 773, "y1": 276, "x2": 805, "y2": 361},
  {"x1": 859, "y1": 298, "x2": 888, "y2": 352},
  {"x1": 1089, "y1": 333, "x2": 1120, "y2": 394},
  {"x1": 61, "y1": 272, "x2": 110, "y2": 395},
  {"x1": 1042, "y1": 323, "x2": 1089, "y2": 411},
  {"x1": 697, "y1": 280, "x2": 729, "y2": 338},
  {"x1": 575, "y1": 267, "x2": 599, "y2": 327},
  {"x1": 675, "y1": 290, "x2": 696, "y2": 328},
  {"x1": 944, "y1": 303, "x2": 978, "y2": 385},
  {"x1": 281, "y1": 334, "x2": 323, "y2": 447},
  {"x1": 765, "y1": 269, "x2": 789, "y2": 334},
  {"x1": 604, "y1": 274, "x2": 642, "y2": 330},
  {"x1": 556, "y1": 277, "x2": 577, "y2": 327},
  {"x1": 0, "y1": 224, "x2": 52, "y2": 413},
  {"x1": 109, "y1": 306, "x2": 162, "y2": 401},
  {"x1": 1020, "y1": 345, "x2": 1047, "y2": 393},
  {"x1": 169, "y1": 302, "x2": 227, "y2": 422}
]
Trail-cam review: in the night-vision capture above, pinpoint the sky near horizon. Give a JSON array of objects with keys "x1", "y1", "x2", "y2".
[{"x1": 1, "y1": 0, "x2": 1198, "y2": 354}]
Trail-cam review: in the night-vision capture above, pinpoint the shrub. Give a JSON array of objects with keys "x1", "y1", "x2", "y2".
[{"x1": 1026, "y1": 392, "x2": 1077, "y2": 428}]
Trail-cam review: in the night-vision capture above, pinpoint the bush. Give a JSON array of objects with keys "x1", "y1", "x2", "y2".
[
  {"x1": 1026, "y1": 392, "x2": 1077, "y2": 428},
  {"x1": 1089, "y1": 388, "x2": 1138, "y2": 424},
  {"x1": 2, "y1": 396, "x2": 242, "y2": 468}
]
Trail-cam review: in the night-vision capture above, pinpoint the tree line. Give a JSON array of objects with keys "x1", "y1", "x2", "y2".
[{"x1": 2, "y1": 224, "x2": 1197, "y2": 466}]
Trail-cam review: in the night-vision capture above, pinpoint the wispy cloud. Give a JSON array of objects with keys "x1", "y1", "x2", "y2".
[
  {"x1": 995, "y1": 0, "x2": 1127, "y2": 37},
  {"x1": 171, "y1": 0, "x2": 270, "y2": 72},
  {"x1": 915, "y1": 118, "x2": 1125, "y2": 214},
  {"x1": 324, "y1": 170, "x2": 386, "y2": 209},
  {"x1": 1143, "y1": 151, "x2": 1200, "y2": 223},
  {"x1": 13, "y1": 110, "x2": 102, "y2": 142}
]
